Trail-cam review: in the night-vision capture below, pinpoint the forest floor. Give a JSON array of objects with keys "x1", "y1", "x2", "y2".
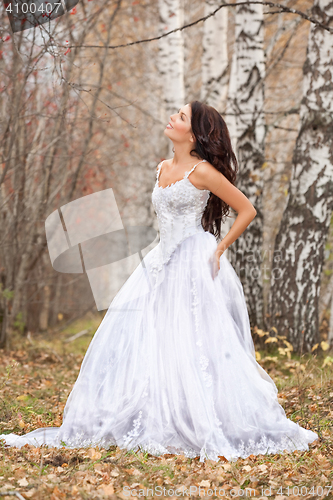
[{"x1": 0, "y1": 312, "x2": 332, "y2": 500}]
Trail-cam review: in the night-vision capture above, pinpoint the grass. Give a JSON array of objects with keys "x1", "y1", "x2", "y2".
[{"x1": 0, "y1": 312, "x2": 332, "y2": 499}]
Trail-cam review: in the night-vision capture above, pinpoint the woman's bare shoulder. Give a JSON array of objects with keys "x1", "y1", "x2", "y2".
[{"x1": 156, "y1": 158, "x2": 172, "y2": 171}]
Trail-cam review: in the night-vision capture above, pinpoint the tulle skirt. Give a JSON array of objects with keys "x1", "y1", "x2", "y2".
[{"x1": 0, "y1": 231, "x2": 318, "y2": 462}]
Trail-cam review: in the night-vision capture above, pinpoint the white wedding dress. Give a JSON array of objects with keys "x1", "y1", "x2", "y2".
[{"x1": 0, "y1": 160, "x2": 318, "y2": 462}]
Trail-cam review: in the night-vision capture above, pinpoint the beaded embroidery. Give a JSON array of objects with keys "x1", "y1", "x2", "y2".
[
  {"x1": 190, "y1": 276, "x2": 213, "y2": 388},
  {"x1": 5, "y1": 423, "x2": 314, "y2": 464},
  {"x1": 122, "y1": 411, "x2": 143, "y2": 447},
  {"x1": 150, "y1": 160, "x2": 211, "y2": 280}
]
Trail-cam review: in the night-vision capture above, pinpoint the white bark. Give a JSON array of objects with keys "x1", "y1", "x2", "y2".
[
  {"x1": 158, "y1": 0, "x2": 185, "y2": 156},
  {"x1": 201, "y1": 0, "x2": 228, "y2": 111},
  {"x1": 269, "y1": 0, "x2": 333, "y2": 352},
  {"x1": 225, "y1": 3, "x2": 266, "y2": 329},
  {"x1": 329, "y1": 291, "x2": 333, "y2": 345}
]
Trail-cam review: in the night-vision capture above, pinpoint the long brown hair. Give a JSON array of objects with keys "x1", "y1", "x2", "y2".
[{"x1": 190, "y1": 100, "x2": 238, "y2": 240}]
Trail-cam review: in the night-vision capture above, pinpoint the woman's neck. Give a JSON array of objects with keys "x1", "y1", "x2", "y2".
[{"x1": 171, "y1": 143, "x2": 196, "y2": 167}]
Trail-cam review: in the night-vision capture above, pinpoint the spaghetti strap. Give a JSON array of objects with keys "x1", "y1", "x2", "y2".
[
  {"x1": 184, "y1": 159, "x2": 207, "y2": 179},
  {"x1": 156, "y1": 159, "x2": 206, "y2": 184},
  {"x1": 156, "y1": 160, "x2": 165, "y2": 181}
]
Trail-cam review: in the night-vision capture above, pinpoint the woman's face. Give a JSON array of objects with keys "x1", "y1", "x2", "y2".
[{"x1": 164, "y1": 104, "x2": 193, "y2": 143}]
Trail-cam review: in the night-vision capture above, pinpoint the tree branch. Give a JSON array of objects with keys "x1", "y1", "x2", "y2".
[{"x1": 66, "y1": 1, "x2": 333, "y2": 51}]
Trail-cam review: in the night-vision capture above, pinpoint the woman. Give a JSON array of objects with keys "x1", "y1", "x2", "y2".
[{"x1": 0, "y1": 101, "x2": 318, "y2": 462}]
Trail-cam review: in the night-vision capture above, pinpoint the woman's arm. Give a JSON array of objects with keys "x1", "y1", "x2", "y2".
[{"x1": 194, "y1": 162, "x2": 257, "y2": 255}]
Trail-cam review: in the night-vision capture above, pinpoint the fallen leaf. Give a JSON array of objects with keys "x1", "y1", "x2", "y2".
[
  {"x1": 101, "y1": 483, "x2": 114, "y2": 495},
  {"x1": 258, "y1": 464, "x2": 267, "y2": 472},
  {"x1": 17, "y1": 477, "x2": 29, "y2": 486},
  {"x1": 87, "y1": 448, "x2": 102, "y2": 460},
  {"x1": 16, "y1": 395, "x2": 29, "y2": 401},
  {"x1": 50, "y1": 486, "x2": 66, "y2": 500},
  {"x1": 24, "y1": 489, "x2": 36, "y2": 498},
  {"x1": 199, "y1": 480, "x2": 210, "y2": 487}
]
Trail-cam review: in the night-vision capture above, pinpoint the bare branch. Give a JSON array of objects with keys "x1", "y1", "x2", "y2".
[{"x1": 66, "y1": 1, "x2": 333, "y2": 52}]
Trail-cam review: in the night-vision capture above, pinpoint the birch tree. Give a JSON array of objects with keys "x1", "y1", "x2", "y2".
[
  {"x1": 329, "y1": 291, "x2": 333, "y2": 346},
  {"x1": 226, "y1": 2, "x2": 266, "y2": 330},
  {"x1": 269, "y1": 0, "x2": 333, "y2": 353},
  {"x1": 201, "y1": 0, "x2": 229, "y2": 111},
  {"x1": 157, "y1": 0, "x2": 185, "y2": 156}
]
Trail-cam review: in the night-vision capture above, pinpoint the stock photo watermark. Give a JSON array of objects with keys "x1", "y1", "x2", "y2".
[
  {"x1": 45, "y1": 188, "x2": 158, "y2": 311},
  {"x1": 231, "y1": 247, "x2": 284, "y2": 282},
  {"x1": 4, "y1": 0, "x2": 79, "y2": 32},
  {"x1": 122, "y1": 484, "x2": 333, "y2": 497},
  {"x1": 45, "y1": 189, "x2": 286, "y2": 312}
]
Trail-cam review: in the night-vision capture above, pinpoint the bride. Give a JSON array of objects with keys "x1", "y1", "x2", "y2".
[{"x1": 0, "y1": 101, "x2": 318, "y2": 462}]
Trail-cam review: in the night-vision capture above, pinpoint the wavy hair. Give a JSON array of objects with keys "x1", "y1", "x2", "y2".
[{"x1": 189, "y1": 100, "x2": 238, "y2": 240}]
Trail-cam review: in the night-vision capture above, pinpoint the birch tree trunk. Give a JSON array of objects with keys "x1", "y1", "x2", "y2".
[
  {"x1": 329, "y1": 291, "x2": 333, "y2": 346},
  {"x1": 158, "y1": 0, "x2": 185, "y2": 157},
  {"x1": 268, "y1": 0, "x2": 333, "y2": 353},
  {"x1": 226, "y1": 3, "x2": 266, "y2": 330},
  {"x1": 201, "y1": 0, "x2": 229, "y2": 111}
]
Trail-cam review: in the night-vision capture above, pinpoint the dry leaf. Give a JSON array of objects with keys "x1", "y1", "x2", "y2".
[
  {"x1": 17, "y1": 477, "x2": 29, "y2": 486},
  {"x1": 16, "y1": 395, "x2": 29, "y2": 401},
  {"x1": 50, "y1": 486, "x2": 66, "y2": 500},
  {"x1": 321, "y1": 341, "x2": 329, "y2": 351},
  {"x1": 101, "y1": 483, "x2": 115, "y2": 495},
  {"x1": 258, "y1": 464, "x2": 267, "y2": 472},
  {"x1": 87, "y1": 448, "x2": 102, "y2": 460},
  {"x1": 265, "y1": 336, "x2": 278, "y2": 343},
  {"x1": 199, "y1": 480, "x2": 210, "y2": 487},
  {"x1": 222, "y1": 463, "x2": 232, "y2": 471},
  {"x1": 24, "y1": 489, "x2": 36, "y2": 498}
]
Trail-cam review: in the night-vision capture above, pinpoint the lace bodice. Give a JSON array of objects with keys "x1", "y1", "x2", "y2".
[{"x1": 150, "y1": 160, "x2": 211, "y2": 277}]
